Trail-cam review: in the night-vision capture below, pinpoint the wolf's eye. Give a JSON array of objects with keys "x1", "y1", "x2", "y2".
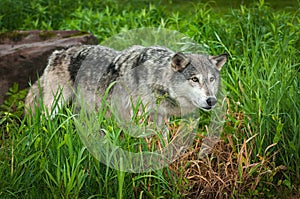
[
  {"x1": 210, "y1": 77, "x2": 215, "y2": 82},
  {"x1": 190, "y1": 77, "x2": 199, "y2": 82}
]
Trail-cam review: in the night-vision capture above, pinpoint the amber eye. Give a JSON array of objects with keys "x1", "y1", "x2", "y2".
[
  {"x1": 191, "y1": 77, "x2": 199, "y2": 82},
  {"x1": 210, "y1": 77, "x2": 215, "y2": 82}
]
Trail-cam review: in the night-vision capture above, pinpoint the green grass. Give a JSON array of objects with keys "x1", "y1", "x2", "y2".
[{"x1": 1, "y1": 0, "x2": 300, "y2": 198}]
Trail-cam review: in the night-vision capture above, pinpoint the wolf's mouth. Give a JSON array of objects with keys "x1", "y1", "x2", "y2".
[
  {"x1": 191, "y1": 100, "x2": 213, "y2": 111},
  {"x1": 201, "y1": 106, "x2": 213, "y2": 111}
]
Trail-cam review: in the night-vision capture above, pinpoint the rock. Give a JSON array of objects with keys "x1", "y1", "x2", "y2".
[{"x1": 0, "y1": 30, "x2": 98, "y2": 105}]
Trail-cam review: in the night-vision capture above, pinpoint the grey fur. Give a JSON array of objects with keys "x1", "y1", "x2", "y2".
[{"x1": 25, "y1": 45, "x2": 227, "y2": 123}]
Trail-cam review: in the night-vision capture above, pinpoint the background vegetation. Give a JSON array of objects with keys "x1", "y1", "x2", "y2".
[{"x1": 1, "y1": 0, "x2": 299, "y2": 198}]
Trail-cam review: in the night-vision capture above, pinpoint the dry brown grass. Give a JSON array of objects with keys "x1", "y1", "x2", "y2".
[
  {"x1": 169, "y1": 134, "x2": 287, "y2": 198},
  {"x1": 167, "y1": 98, "x2": 287, "y2": 198}
]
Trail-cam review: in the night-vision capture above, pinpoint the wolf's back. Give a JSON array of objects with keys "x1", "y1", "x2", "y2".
[
  {"x1": 24, "y1": 45, "x2": 119, "y2": 114},
  {"x1": 24, "y1": 45, "x2": 174, "y2": 115}
]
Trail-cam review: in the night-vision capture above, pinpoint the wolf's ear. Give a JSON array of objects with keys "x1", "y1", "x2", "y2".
[
  {"x1": 209, "y1": 53, "x2": 228, "y2": 71},
  {"x1": 171, "y1": 52, "x2": 190, "y2": 72}
]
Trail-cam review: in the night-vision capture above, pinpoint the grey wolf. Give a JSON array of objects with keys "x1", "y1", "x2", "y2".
[{"x1": 25, "y1": 45, "x2": 227, "y2": 125}]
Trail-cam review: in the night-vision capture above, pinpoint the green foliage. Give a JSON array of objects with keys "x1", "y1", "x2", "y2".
[
  {"x1": 223, "y1": 3, "x2": 300, "y2": 188},
  {"x1": 0, "y1": 0, "x2": 299, "y2": 198},
  {"x1": 0, "y1": 83, "x2": 27, "y2": 139}
]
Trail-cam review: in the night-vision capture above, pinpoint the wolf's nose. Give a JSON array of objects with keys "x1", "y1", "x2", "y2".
[{"x1": 206, "y1": 97, "x2": 217, "y2": 106}]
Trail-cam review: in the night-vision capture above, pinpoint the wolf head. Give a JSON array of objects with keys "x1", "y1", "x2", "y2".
[{"x1": 169, "y1": 52, "x2": 227, "y2": 113}]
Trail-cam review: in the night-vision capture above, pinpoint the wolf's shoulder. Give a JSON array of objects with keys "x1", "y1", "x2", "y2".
[
  {"x1": 121, "y1": 45, "x2": 173, "y2": 58},
  {"x1": 112, "y1": 45, "x2": 174, "y2": 74}
]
